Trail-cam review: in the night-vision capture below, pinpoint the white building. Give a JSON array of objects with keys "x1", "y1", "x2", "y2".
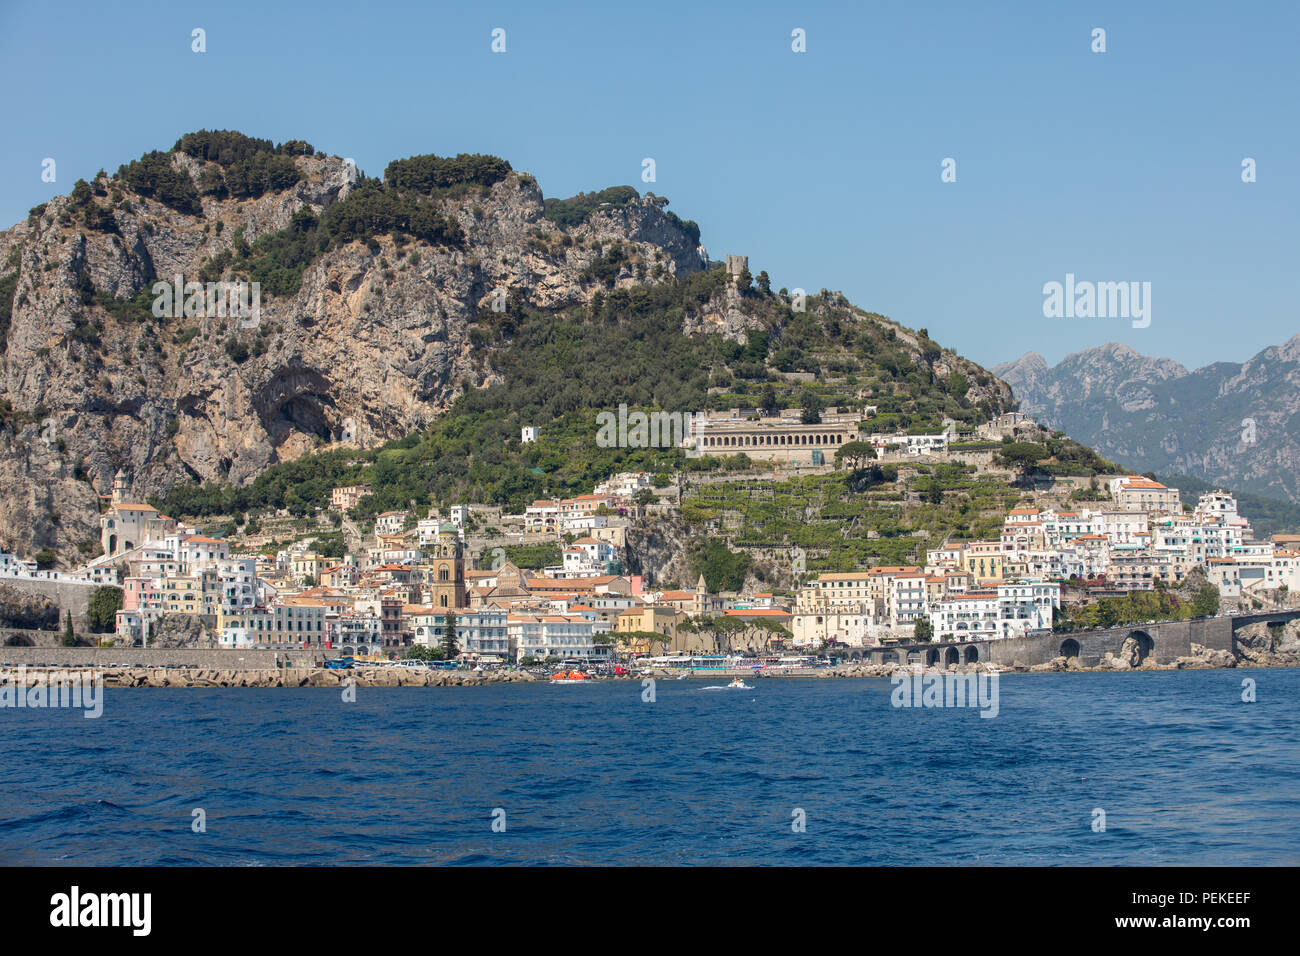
[
  {"x1": 560, "y1": 514, "x2": 610, "y2": 535},
  {"x1": 1095, "y1": 511, "x2": 1150, "y2": 546},
  {"x1": 888, "y1": 572, "x2": 928, "y2": 627},
  {"x1": 594, "y1": 472, "x2": 652, "y2": 497},
  {"x1": 524, "y1": 500, "x2": 559, "y2": 535},
  {"x1": 1194, "y1": 491, "x2": 1249, "y2": 530},
  {"x1": 548, "y1": 537, "x2": 617, "y2": 578},
  {"x1": 215, "y1": 558, "x2": 258, "y2": 612},
  {"x1": 327, "y1": 610, "x2": 384, "y2": 650},
  {"x1": 0, "y1": 551, "x2": 35, "y2": 575},
  {"x1": 0, "y1": 550, "x2": 120, "y2": 586},
  {"x1": 417, "y1": 517, "x2": 443, "y2": 546},
  {"x1": 410, "y1": 607, "x2": 510, "y2": 659},
  {"x1": 374, "y1": 511, "x2": 410, "y2": 536},
  {"x1": 929, "y1": 583, "x2": 1058, "y2": 643},
  {"x1": 508, "y1": 613, "x2": 611, "y2": 662},
  {"x1": 869, "y1": 432, "x2": 951, "y2": 457}
]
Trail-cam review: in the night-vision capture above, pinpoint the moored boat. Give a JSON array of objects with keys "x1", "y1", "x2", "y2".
[{"x1": 550, "y1": 668, "x2": 595, "y2": 683}]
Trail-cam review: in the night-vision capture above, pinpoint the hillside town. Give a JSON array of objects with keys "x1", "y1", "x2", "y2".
[{"x1": 3, "y1": 444, "x2": 1296, "y2": 664}]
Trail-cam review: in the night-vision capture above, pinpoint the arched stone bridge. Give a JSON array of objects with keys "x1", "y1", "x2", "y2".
[{"x1": 849, "y1": 610, "x2": 1300, "y2": 669}]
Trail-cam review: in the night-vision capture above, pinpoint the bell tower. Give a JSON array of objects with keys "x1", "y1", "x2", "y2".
[
  {"x1": 427, "y1": 526, "x2": 466, "y2": 609},
  {"x1": 112, "y1": 468, "x2": 129, "y2": 504}
]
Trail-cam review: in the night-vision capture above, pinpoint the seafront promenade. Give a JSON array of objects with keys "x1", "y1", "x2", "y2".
[{"x1": 1, "y1": 611, "x2": 1296, "y2": 688}]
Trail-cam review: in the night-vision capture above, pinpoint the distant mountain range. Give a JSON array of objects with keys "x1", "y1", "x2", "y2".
[{"x1": 994, "y1": 338, "x2": 1300, "y2": 503}]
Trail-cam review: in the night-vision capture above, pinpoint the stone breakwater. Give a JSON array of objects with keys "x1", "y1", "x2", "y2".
[
  {"x1": 0, "y1": 655, "x2": 1281, "y2": 690},
  {"x1": 0, "y1": 667, "x2": 544, "y2": 689},
  {"x1": 3, "y1": 626, "x2": 1295, "y2": 688}
]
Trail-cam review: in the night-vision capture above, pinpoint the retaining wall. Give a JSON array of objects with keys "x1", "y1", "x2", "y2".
[{"x1": 0, "y1": 647, "x2": 329, "y2": 668}]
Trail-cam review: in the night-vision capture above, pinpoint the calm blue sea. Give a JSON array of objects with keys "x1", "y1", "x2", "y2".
[{"x1": 1, "y1": 670, "x2": 1297, "y2": 865}]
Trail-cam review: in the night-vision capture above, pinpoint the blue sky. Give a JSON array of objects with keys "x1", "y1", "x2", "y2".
[{"x1": 1, "y1": 0, "x2": 1295, "y2": 371}]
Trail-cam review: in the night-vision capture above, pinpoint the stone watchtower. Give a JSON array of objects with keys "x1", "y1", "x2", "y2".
[
  {"x1": 725, "y1": 254, "x2": 748, "y2": 279},
  {"x1": 426, "y1": 526, "x2": 466, "y2": 609}
]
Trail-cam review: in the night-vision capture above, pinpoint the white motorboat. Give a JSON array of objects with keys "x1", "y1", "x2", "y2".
[{"x1": 702, "y1": 678, "x2": 754, "y2": 691}]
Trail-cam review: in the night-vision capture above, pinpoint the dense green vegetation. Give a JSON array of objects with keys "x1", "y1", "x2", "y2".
[
  {"x1": 174, "y1": 130, "x2": 314, "y2": 200},
  {"x1": 311, "y1": 532, "x2": 348, "y2": 559},
  {"x1": 161, "y1": 256, "x2": 1012, "y2": 524},
  {"x1": 108, "y1": 131, "x2": 317, "y2": 215},
  {"x1": 115, "y1": 150, "x2": 203, "y2": 216},
  {"x1": 64, "y1": 178, "x2": 120, "y2": 235},
  {"x1": 87, "y1": 586, "x2": 124, "y2": 632},
  {"x1": 996, "y1": 441, "x2": 1049, "y2": 471},
  {"x1": 993, "y1": 435, "x2": 1117, "y2": 477},
  {"x1": 542, "y1": 186, "x2": 640, "y2": 227},
  {"x1": 383, "y1": 153, "x2": 512, "y2": 194},
  {"x1": 682, "y1": 465, "x2": 1023, "y2": 575},
  {"x1": 176, "y1": 130, "x2": 314, "y2": 164},
  {"x1": 500, "y1": 543, "x2": 562, "y2": 569},
  {"x1": 1059, "y1": 583, "x2": 1219, "y2": 629},
  {"x1": 157, "y1": 446, "x2": 369, "y2": 519},
  {"x1": 1039, "y1": 432, "x2": 1120, "y2": 476},
  {"x1": 440, "y1": 611, "x2": 459, "y2": 658},
  {"x1": 690, "y1": 539, "x2": 753, "y2": 592}
]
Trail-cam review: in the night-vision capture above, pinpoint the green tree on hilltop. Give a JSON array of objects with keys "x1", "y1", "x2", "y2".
[
  {"x1": 834, "y1": 441, "x2": 877, "y2": 471},
  {"x1": 997, "y1": 442, "x2": 1049, "y2": 474}
]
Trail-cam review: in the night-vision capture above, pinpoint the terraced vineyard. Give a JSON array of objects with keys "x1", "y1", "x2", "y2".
[{"x1": 680, "y1": 463, "x2": 1025, "y2": 574}]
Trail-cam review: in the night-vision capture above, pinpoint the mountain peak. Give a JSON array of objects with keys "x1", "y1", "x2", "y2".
[{"x1": 995, "y1": 334, "x2": 1300, "y2": 502}]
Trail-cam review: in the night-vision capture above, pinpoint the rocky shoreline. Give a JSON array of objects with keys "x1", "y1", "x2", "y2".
[
  {"x1": 92, "y1": 667, "x2": 544, "y2": 688},
  {"x1": 1, "y1": 652, "x2": 1297, "y2": 690}
]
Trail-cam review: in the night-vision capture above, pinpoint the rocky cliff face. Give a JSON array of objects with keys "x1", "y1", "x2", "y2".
[
  {"x1": 994, "y1": 338, "x2": 1300, "y2": 502},
  {"x1": 0, "y1": 149, "x2": 711, "y2": 560},
  {"x1": 0, "y1": 583, "x2": 59, "y2": 630},
  {"x1": 0, "y1": 138, "x2": 1012, "y2": 565}
]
